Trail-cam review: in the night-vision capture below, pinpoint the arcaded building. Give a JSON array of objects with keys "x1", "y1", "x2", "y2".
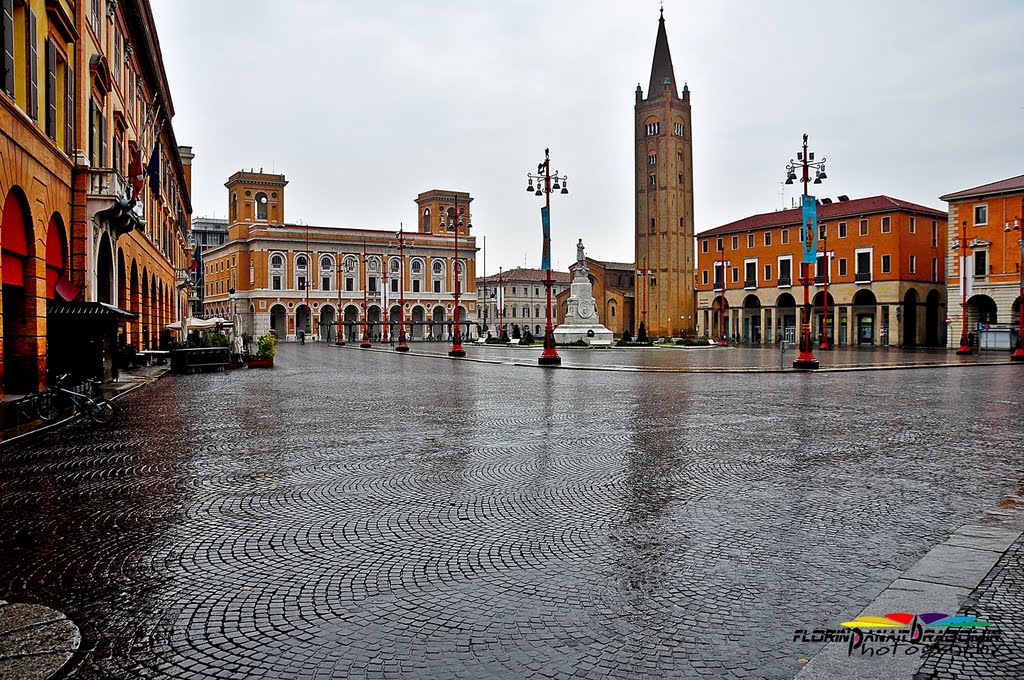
[
  {"x1": 696, "y1": 196, "x2": 948, "y2": 347},
  {"x1": 202, "y1": 172, "x2": 478, "y2": 342}
]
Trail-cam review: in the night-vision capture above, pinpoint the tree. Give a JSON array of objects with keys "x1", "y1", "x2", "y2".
[
  {"x1": 620, "y1": 328, "x2": 633, "y2": 343},
  {"x1": 637, "y1": 321, "x2": 648, "y2": 343},
  {"x1": 521, "y1": 328, "x2": 535, "y2": 345}
]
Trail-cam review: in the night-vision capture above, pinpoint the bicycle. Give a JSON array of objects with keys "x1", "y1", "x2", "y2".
[{"x1": 36, "y1": 374, "x2": 116, "y2": 425}]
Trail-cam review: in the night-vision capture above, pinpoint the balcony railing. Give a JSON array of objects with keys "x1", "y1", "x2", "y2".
[
  {"x1": 778, "y1": 276, "x2": 792, "y2": 287},
  {"x1": 87, "y1": 168, "x2": 143, "y2": 236},
  {"x1": 855, "y1": 272, "x2": 871, "y2": 282},
  {"x1": 88, "y1": 167, "x2": 131, "y2": 200},
  {"x1": 814, "y1": 274, "x2": 825, "y2": 284},
  {"x1": 743, "y1": 279, "x2": 757, "y2": 289}
]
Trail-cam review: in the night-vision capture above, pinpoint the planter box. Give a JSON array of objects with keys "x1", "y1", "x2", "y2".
[
  {"x1": 247, "y1": 357, "x2": 274, "y2": 368},
  {"x1": 170, "y1": 347, "x2": 230, "y2": 373}
]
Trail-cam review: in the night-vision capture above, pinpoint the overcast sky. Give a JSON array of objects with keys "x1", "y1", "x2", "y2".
[{"x1": 151, "y1": 0, "x2": 1024, "y2": 274}]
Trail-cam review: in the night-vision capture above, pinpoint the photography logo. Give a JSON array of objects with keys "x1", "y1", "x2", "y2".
[{"x1": 793, "y1": 611, "x2": 1000, "y2": 658}]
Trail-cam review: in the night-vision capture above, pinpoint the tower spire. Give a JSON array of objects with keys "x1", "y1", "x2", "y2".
[{"x1": 647, "y1": 9, "x2": 677, "y2": 99}]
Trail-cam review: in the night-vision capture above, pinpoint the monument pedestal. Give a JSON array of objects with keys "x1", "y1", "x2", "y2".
[{"x1": 553, "y1": 239, "x2": 614, "y2": 347}]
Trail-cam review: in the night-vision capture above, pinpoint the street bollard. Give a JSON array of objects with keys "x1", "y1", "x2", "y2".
[{"x1": 780, "y1": 340, "x2": 788, "y2": 369}]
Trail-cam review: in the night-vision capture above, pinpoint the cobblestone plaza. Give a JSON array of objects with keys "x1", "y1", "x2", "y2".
[{"x1": 1, "y1": 345, "x2": 1022, "y2": 678}]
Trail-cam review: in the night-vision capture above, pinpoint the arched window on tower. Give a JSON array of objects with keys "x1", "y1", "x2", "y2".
[
  {"x1": 422, "y1": 208, "x2": 430, "y2": 231},
  {"x1": 255, "y1": 192, "x2": 268, "y2": 221}
]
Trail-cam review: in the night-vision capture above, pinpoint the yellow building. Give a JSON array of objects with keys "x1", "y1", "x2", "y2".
[
  {"x1": 1, "y1": 0, "x2": 191, "y2": 398},
  {"x1": 203, "y1": 172, "x2": 478, "y2": 342}
]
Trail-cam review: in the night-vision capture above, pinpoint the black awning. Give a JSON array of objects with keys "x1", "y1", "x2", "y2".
[{"x1": 47, "y1": 300, "x2": 137, "y2": 319}]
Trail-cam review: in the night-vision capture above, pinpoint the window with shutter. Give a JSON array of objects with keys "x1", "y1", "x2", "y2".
[
  {"x1": 26, "y1": 8, "x2": 36, "y2": 120},
  {"x1": 64, "y1": 65, "x2": 73, "y2": 154},
  {"x1": 45, "y1": 38, "x2": 56, "y2": 139},
  {"x1": 99, "y1": 109, "x2": 107, "y2": 166},
  {"x1": 2, "y1": 0, "x2": 13, "y2": 97}
]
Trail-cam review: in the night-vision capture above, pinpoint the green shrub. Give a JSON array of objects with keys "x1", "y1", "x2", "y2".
[
  {"x1": 256, "y1": 334, "x2": 277, "y2": 359},
  {"x1": 637, "y1": 322, "x2": 648, "y2": 343}
]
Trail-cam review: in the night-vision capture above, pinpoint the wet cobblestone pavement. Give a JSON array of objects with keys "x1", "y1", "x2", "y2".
[{"x1": 1, "y1": 343, "x2": 1022, "y2": 678}]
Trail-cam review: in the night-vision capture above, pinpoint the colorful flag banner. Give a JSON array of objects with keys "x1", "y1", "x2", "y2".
[
  {"x1": 541, "y1": 206, "x2": 551, "y2": 271},
  {"x1": 802, "y1": 195, "x2": 817, "y2": 265},
  {"x1": 128, "y1": 148, "x2": 144, "y2": 200}
]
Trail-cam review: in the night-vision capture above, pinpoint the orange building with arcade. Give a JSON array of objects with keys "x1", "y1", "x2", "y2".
[
  {"x1": 695, "y1": 196, "x2": 947, "y2": 347},
  {"x1": 202, "y1": 172, "x2": 478, "y2": 343}
]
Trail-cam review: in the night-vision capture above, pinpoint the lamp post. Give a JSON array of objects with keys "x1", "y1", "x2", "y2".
[
  {"x1": 820, "y1": 226, "x2": 835, "y2": 350},
  {"x1": 339, "y1": 259, "x2": 352, "y2": 348},
  {"x1": 360, "y1": 241, "x2": 371, "y2": 349},
  {"x1": 447, "y1": 195, "x2": 467, "y2": 358},
  {"x1": 717, "y1": 246, "x2": 730, "y2": 346},
  {"x1": 784, "y1": 133, "x2": 828, "y2": 369},
  {"x1": 382, "y1": 253, "x2": 390, "y2": 344},
  {"x1": 636, "y1": 259, "x2": 653, "y2": 340},
  {"x1": 394, "y1": 225, "x2": 409, "y2": 352},
  {"x1": 526, "y1": 148, "x2": 569, "y2": 366},
  {"x1": 953, "y1": 220, "x2": 972, "y2": 355},
  {"x1": 1007, "y1": 206, "x2": 1023, "y2": 361},
  {"x1": 498, "y1": 266, "x2": 504, "y2": 338}
]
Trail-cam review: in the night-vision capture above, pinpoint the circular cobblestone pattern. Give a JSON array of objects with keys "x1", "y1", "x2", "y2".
[{"x1": 1, "y1": 344, "x2": 1022, "y2": 678}]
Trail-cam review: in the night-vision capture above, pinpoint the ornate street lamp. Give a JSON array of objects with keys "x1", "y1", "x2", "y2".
[
  {"x1": 717, "y1": 246, "x2": 730, "y2": 346},
  {"x1": 636, "y1": 259, "x2": 654, "y2": 340},
  {"x1": 784, "y1": 133, "x2": 828, "y2": 369},
  {"x1": 952, "y1": 220, "x2": 973, "y2": 355},
  {"x1": 1009, "y1": 208, "x2": 1024, "y2": 361},
  {"x1": 446, "y1": 195, "x2": 469, "y2": 358},
  {"x1": 360, "y1": 241, "x2": 371, "y2": 349},
  {"x1": 394, "y1": 225, "x2": 410, "y2": 352},
  {"x1": 820, "y1": 226, "x2": 835, "y2": 350},
  {"x1": 526, "y1": 148, "x2": 569, "y2": 366}
]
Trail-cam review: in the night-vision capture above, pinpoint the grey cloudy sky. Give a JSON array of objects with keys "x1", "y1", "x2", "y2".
[{"x1": 152, "y1": 0, "x2": 1024, "y2": 273}]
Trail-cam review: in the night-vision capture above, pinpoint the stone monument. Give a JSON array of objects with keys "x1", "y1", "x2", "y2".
[{"x1": 553, "y1": 240, "x2": 614, "y2": 346}]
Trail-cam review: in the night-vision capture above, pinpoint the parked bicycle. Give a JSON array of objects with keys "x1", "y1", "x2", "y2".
[{"x1": 36, "y1": 374, "x2": 116, "y2": 425}]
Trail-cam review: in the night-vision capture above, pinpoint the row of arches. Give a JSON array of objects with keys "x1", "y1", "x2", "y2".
[
  {"x1": 2, "y1": 187, "x2": 68, "y2": 394},
  {"x1": 705, "y1": 288, "x2": 946, "y2": 347},
  {"x1": 254, "y1": 303, "x2": 476, "y2": 342},
  {"x1": 2, "y1": 181, "x2": 183, "y2": 396}
]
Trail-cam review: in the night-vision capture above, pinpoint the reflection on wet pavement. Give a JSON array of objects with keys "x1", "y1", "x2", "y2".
[{"x1": 0, "y1": 343, "x2": 1020, "y2": 678}]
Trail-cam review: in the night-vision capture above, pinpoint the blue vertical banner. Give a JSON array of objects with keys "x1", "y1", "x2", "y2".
[
  {"x1": 541, "y1": 206, "x2": 551, "y2": 270},
  {"x1": 801, "y1": 195, "x2": 818, "y2": 265}
]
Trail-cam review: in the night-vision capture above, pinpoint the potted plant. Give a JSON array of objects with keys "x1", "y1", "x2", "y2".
[{"x1": 248, "y1": 334, "x2": 276, "y2": 368}]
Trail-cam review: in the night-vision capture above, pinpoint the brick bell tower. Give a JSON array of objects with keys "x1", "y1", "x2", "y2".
[{"x1": 634, "y1": 9, "x2": 695, "y2": 338}]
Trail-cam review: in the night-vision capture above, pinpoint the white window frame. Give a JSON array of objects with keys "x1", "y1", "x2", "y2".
[
  {"x1": 909, "y1": 255, "x2": 917, "y2": 274},
  {"x1": 855, "y1": 247, "x2": 873, "y2": 283},
  {"x1": 973, "y1": 204, "x2": 988, "y2": 227},
  {"x1": 777, "y1": 255, "x2": 793, "y2": 288},
  {"x1": 743, "y1": 258, "x2": 758, "y2": 289}
]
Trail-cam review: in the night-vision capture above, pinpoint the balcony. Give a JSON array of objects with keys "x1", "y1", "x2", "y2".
[
  {"x1": 87, "y1": 168, "x2": 144, "y2": 236},
  {"x1": 743, "y1": 279, "x2": 757, "y2": 289},
  {"x1": 778, "y1": 276, "x2": 792, "y2": 287},
  {"x1": 855, "y1": 272, "x2": 871, "y2": 283},
  {"x1": 814, "y1": 274, "x2": 825, "y2": 284}
]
